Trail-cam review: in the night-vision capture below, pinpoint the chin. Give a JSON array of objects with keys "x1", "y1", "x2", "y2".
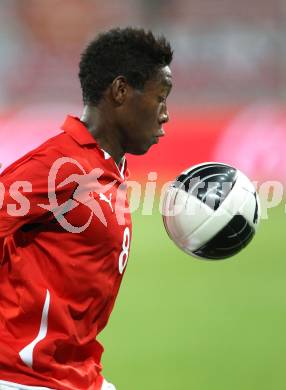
[
  {"x1": 126, "y1": 144, "x2": 153, "y2": 156},
  {"x1": 127, "y1": 144, "x2": 152, "y2": 155}
]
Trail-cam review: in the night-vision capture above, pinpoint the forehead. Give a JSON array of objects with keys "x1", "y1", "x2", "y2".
[{"x1": 145, "y1": 66, "x2": 172, "y2": 91}]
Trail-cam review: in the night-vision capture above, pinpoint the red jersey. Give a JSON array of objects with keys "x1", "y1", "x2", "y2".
[{"x1": 0, "y1": 116, "x2": 132, "y2": 389}]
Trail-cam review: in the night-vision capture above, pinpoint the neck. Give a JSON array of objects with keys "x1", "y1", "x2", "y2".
[{"x1": 80, "y1": 105, "x2": 124, "y2": 165}]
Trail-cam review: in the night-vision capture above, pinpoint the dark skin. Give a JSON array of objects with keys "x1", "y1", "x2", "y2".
[{"x1": 80, "y1": 66, "x2": 172, "y2": 165}]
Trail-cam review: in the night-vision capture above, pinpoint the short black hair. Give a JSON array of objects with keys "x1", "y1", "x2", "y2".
[{"x1": 79, "y1": 27, "x2": 173, "y2": 105}]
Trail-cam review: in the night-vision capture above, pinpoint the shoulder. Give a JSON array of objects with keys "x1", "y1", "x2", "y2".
[
  {"x1": 0, "y1": 132, "x2": 86, "y2": 188},
  {"x1": 1, "y1": 132, "x2": 76, "y2": 175}
]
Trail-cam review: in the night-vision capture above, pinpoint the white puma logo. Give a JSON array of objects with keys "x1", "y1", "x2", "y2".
[{"x1": 99, "y1": 193, "x2": 113, "y2": 212}]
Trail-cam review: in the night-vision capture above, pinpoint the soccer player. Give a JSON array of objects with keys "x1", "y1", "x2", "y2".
[{"x1": 0, "y1": 28, "x2": 173, "y2": 389}]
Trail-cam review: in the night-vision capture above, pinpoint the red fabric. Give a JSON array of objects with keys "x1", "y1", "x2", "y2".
[{"x1": 0, "y1": 116, "x2": 132, "y2": 390}]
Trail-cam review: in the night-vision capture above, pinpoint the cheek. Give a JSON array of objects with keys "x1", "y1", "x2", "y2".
[
  {"x1": 138, "y1": 105, "x2": 159, "y2": 128},
  {"x1": 123, "y1": 97, "x2": 159, "y2": 140}
]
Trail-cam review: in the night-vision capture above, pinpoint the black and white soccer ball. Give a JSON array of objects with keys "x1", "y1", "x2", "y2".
[{"x1": 162, "y1": 162, "x2": 260, "y2": 260}]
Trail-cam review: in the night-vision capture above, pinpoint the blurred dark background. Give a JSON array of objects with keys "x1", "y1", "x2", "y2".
[{"x1": 0, "y1": 0, "x2": 284, "y2": 108}]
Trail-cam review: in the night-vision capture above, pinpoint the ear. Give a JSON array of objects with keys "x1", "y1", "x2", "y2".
[{"x1": 111, "y1": 76, "x2": 129, "y2": 105}]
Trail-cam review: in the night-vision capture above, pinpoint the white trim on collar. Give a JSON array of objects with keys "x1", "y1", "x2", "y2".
[
  {"x1": 119, "y1": 157, "x2": 126, "y2": 179},
  {"x1": 101, "y1": 148, "x2": 126, "y2": 179},
  {"x1": 102, "y1": 150, "x2": 111, "y2": 160}
]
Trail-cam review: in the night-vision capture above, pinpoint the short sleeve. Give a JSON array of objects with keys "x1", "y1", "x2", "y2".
[{"x1": 0, "y1": 156, "x2": 79, "y2": 239}]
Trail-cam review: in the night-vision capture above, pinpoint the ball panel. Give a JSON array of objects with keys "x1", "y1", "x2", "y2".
[
  {"x1": 236, "y1": 190, "x2": 260, "y2": 229},
  {"x1": 236, "y1": 169, "x2": 257, "y2": 193},
  {"x1": 179, "y1": 161, "x2": 237, "y2": 179},
  {"x1": 181, "y1": 204, "x2": 233, "y2": 251},
  {"x1": 253, "y1": 192, "x2": 260, "y2": 225},
  {"x1": 175, "y1": 163, "x2": 237, "y2": 211},
  {"x1": 193, "y1": 215, "x2": 255, "y2": 259},
  {"x1": 223, "y1": 170, "x2": 260, "y2": 229},
  {"x1": 163, "y1": 189, "x2": 214, "y2": 244},
  {"x1": 220, "y1": 172, "x2": 253, "y2": 217},
  {"x1": 179, "y1": 182, "x2": 256, "y2": 252}
]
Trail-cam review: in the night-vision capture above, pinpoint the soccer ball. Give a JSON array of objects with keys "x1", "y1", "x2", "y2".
[{"x1": 162, "y1": 162, "x2": 260, "y2": 260}]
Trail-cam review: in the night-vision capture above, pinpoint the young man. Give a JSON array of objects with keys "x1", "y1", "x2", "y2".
[{"x1": 0, "y1": 28, "x2": 173, "y2": 389}]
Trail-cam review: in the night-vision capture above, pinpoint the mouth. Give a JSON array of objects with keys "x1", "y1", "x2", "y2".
[
  {"x1": 153, "y1": 137, "x2": 160, "y2": 144},
  {"x1": 153, "y1": 129, "x2": 165, "y2": 144}
]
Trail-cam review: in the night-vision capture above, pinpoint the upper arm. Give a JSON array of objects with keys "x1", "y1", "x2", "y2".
[{"x1": 0, "y1": 156, "x2": 79, "y2": 238}]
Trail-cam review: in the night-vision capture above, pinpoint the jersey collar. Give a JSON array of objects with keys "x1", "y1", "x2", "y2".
[
  {"x1": 61, "y1": 115, "x2": 97, "y2": 146},
  {"x1": 61, "y1": 115, "x2": 130, "y2": 180}
]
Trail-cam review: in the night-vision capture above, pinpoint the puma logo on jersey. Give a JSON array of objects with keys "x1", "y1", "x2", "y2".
[{"x1": 99, "y1": 193, "x2": 113, "y2": 212}]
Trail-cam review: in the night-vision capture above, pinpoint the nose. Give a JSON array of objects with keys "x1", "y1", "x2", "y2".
[{"x1": 159, "y1": 110, "x2": 169, "y2": 125}]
